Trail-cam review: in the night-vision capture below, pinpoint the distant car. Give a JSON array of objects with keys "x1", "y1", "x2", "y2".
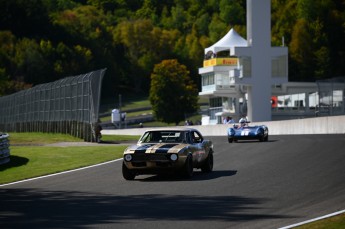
[
  {"x1": 122, "y1": 128, "x2": 214, "y2": 180},
  {"x1": 227, "y1": 121, "x2": 268, "y2": 143}
]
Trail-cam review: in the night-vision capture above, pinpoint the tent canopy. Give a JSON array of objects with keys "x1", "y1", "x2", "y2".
[{"x1": 205, "y1": 28, "x2": 247, "y2": 54}]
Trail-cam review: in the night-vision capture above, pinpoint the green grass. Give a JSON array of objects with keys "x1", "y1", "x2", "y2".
[
  {"x1": 121, "y1": 98, "x2": 151, "y2": 110},
  {"x1": 0, "y1": 145, "x2": 126, "y2": 184},
  {"x1": 125, "y1": 109, "x2": 153, "y2": 117},
  {"x1": 101, "y1": 96, "x2": 151, "y2": 114},
  {"x1": 295, "y1": 213, "x2": 345, "y2": 229},
  {"x1": 0, "y1": 132, "x2": 135, "y2": 185},
  {"x1": 8, "y1": 132, "x2": 81, "y2": 145}
]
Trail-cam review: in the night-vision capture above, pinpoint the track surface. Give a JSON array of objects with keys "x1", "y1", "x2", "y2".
[{"x1": 1, "y1": 135, "x2": 345, "y2": 228}]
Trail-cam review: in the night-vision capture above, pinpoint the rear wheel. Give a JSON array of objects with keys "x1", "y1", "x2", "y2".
[
  {"x1": 122, "y1": 162, "x2": 135, "y2": 180},
  {"x1": 264, "y1": 135, "x2": 268, "y2": 142},
  {"x1": 201, "y1": 151, "x2": 213, "y2": 173}
]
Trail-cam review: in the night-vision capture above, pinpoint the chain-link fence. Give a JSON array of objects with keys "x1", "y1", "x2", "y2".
[
  {"x1": 0, "y1": 69, "x2": 106, "y2": 142},
  {"x1": 316, "y1": 77, "x2": 345, "y2": 117}
]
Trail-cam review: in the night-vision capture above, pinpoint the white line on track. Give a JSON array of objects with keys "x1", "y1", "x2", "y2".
[
  {"x1": 278, "y1": 209, "x2": 345, "y2": 229},
  {"x1": 0, "y1": 158, "x2": 123, "y2": 187}
]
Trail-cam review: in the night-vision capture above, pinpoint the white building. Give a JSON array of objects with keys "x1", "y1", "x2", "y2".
[{"x1": 198, "y1": 0, "x2": 325, "y2": 125}]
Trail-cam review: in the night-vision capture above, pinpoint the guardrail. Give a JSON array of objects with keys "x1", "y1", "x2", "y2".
[{"x1": 0, "y1": 133, "x2": 10, "y2": 165}]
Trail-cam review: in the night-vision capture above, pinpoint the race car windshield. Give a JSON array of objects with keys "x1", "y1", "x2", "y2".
[{"x1": 139, "y1": 131, "x2": 185, "y2": 143}]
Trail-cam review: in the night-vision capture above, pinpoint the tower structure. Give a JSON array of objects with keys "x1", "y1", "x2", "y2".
[{"x1": 231, "y1": 0, "x2": 288, "y2": 121}]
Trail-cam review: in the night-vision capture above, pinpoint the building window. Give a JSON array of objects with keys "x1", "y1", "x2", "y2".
[
  {"x1": 215, "y1": 72, "x2": 231, "y2": 85},
  {"x1": 210, "y1": 97, "x2": 222, "y2": 108},
  {"x1": 277, "y1": 93, "x2": 306, "y2": 108},
  {"x1": 272, "y1": 55, "x2": 287, "y2": 78},
  {"x1": 202, "y1": 73, "x2": 215, "y2": 86},
  {"x1": 239, "y1": 56, "x2": 251, "y2": 77}
]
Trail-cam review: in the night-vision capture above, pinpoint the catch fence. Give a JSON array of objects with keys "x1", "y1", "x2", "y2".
[{"x1": 0, "y1": 69, "x2": 106, "y2": 142}]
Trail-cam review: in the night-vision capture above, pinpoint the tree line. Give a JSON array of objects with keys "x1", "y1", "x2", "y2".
[{"x1": 0, "y1": 0, "x2": 344, "y2": 98}]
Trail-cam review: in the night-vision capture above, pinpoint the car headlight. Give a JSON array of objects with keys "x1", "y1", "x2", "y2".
[
  {"x1": 170, "y1": 154, "x2": 178, "y2": 161},
  {"x1": 124, "y1": 154, "x2": 133, "y2": 162}
]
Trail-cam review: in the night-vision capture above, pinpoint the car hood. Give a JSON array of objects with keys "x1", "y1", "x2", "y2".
[
  {"x1": 125, "y1": 143, "x2": 188, "y2": 154},
  {"x1": 231, "y1": 126, "x2": 261, "y2": 131}
]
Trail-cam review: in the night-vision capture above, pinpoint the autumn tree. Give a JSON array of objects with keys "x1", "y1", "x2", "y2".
[
  {"x1": 149, "y1": 59, "x2": 199, "y2": 125},
  {"x1": 114, "y1": 19, "x2": 180, "y2": 92}
]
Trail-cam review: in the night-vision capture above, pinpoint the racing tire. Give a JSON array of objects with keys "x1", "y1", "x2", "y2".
[
  {"x1": 182, "y1": 155, "x2": 193, "y2": 178},
  {"x1": 122, "y1": 162, "x2": 136, "y2": 180},
  {"x1": 201, "y1": 151, "x2": 213, "y2": 173},
  {"x1": 264, "y1": 135, "x2": 268, "y2": 142},
  {"x1": 228, "y1": 138, "x2": 233, "y2": 143}
]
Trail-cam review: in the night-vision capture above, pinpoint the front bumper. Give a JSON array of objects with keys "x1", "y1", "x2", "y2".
[{"x1": 123, "y1": 153, "x2": 187, "y2": 172}]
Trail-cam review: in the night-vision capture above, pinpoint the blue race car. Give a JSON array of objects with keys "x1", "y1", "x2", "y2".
[{"x1": 227, "y1": 120, "x2": 268, "y2": 143}]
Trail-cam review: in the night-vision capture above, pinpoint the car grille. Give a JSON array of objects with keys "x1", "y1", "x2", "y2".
[{"x1": 132, "y1": 153, "x2": 170, "y2": 162}]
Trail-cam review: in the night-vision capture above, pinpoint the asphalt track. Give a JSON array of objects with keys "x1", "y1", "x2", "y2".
[{"x1": 1, "y1": 134, "x2": 345, "y2": 229}]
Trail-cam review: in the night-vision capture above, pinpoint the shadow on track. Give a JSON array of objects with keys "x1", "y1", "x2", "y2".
[
  {"x1": 0, "y1": 188, "x2": 292, "y2": 228},
  {"x1": 137, "y1": 170, "x2": 238, "y2": 182}
]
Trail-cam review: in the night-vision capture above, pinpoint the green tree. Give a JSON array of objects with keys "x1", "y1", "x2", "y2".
[
  {"x1": 219, "y1": 0, "x2": 245, "y2": 26},
  {"x1": 271, "y1": 0, "x2": 298, "y2": 46},
  {"x1": 0, "y1": 31, "x2": 33, "y2": 94},
  {"x1": 149, "y1": 59, "x2": 199, "y2": 125},
  {"x1": 289, "y1": 18, "x2": 315, "y2": 81},
  {"x1": 208, "y1": 13, "x2": 228, "y2": 44},
  {"x1": 114, "y1": 19, "x2": 179, "y2": 92}
]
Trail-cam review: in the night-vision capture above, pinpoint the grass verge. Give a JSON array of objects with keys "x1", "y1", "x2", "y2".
[
  {"x1": 0, "y1": 132, "x2": 134, "y2": 185},
  {"x1": 8, "y1": 132, "x2": 81, "y2": 145},
  {"x1": 0, "y1": 145, "x2": 126, "y2": 185},
  {"x1": 295, "y1": 212, "x2": 345, "y2": 229}
]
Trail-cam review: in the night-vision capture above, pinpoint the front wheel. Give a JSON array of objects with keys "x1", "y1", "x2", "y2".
[
  {"x1": 228, "y1": 137, "x2": 233, "y2": 143},
  {"x1": 122, "y1": 162, "x2": 135, "y2": 180},
  {"x1": 201, "y1": 151, "x2": 213, "y2": 173},
  {"x1": 259, "y1": 135, "x2": 264, "y2": 142},
  {"x1": 181, "y1": 155, "x2": 193, "y2": 178}
]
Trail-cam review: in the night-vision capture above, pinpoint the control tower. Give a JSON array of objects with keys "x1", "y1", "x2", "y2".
[{"x1": 231, "y1": 0, "x2": 288, "y2": 121}]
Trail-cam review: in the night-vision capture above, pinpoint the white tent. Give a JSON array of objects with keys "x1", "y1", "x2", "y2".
[{"x1": 205, "y1": 28, "x2": 247, "y2": 54}]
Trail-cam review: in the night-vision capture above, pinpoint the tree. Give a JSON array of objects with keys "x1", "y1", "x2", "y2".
[
  {"x1": 289, "y1": 19, "x2": 314, "y2": 81},
  {"x1": 114, "y1": 19, "x2": 180, "y2": 92},
  {"x1": 149, "y1": 59, "x2": 199, "y2": 125}
]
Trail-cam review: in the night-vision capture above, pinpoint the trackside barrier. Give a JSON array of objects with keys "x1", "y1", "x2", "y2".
[
  {"x1": 101, "y1": 115, "x2": 345, "y2": 136},
  {"x1": 0, "y1": 133, "x2": 10, "y2": 165},
  {"x1": 0, "y1": 69, "x2": 106, "y2": 142}
]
